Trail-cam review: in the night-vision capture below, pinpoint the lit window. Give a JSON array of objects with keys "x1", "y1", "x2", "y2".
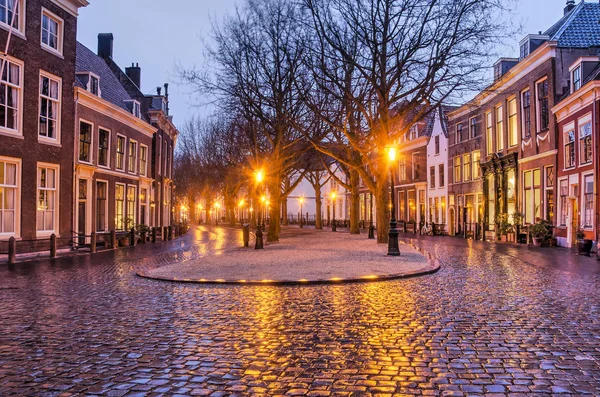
[
  {"x1": 463, "y1": 153, "x2": 471, "y2": 182},
  {"x1": 454, "y1": 156, "x2": 461, "y2": 183},
  {"x1": 0, "y1": 59, "x2": 21, "y2": 133},
  {"x1": 41, "y1": 9, "x2": 63, "y2": 54},
  {"x1": 559, "y1": 179, "x2": 568, "y2": 226},
  {"x1": 579, "y1": 121, "x2": 592, "y2": 165},
  {"x1": 37, "y1": 165, "x2": 59, "y2": 233},
  {"x1": 472, "y1": 150, "x2": 480, "y2": 179},
  {"x1": 0, "y1": 159, "x2": 18, "y2": 235},
  {"x1": 96, "y1": 181, "x2": 107, "y2": 232},
  {"x1": 116, "y1": 136, "x2": 125, "y2": 171},
  {"x1": 584, "y1": 175, "x2": 593, "y2": 228},
  {"x1": 496, "y1": 105, "x2": 504, "y2": 152},
  {"x1": 115, "y1": 184, "x2": 125, "y2": 230},
  {"x1": 98, "y1": 129, "x2": 110, "y2": 167},
  {"x1": 128, "y1": 140, "x2": 137, "y2": 173},
  {"x1": 486, "y1": 112, "x2": 493, "y2": 155},
  {"x1": 79, "y1": 121, "x2": 92, "y2": 162},
  {"x1": 508, "y1": 98, "x2": 518, "y2": 147},
  {"x1": 127, "y1": 185, "x2": 136, "y2": 225},
  {"x1": 564, "y1": 129, "x2": 575, "y2": 168},
  {"x1": 39, "y1": 73, "x2": 61, "y2": 141}
]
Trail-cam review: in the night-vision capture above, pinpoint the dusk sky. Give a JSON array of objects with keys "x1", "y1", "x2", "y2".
[{"x1": 77, "y1": 0, "x2": 573, "y2": 130}]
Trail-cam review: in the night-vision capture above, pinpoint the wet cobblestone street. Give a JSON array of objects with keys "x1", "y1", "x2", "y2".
[{"x1": 2, "y1": 226, "x2": 600, "y2": 396}]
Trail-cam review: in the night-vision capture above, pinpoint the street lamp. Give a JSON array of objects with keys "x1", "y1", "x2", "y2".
[
  {"x1": 331, "y1": 191, "x2": 337, "y2": 232},
  {"x1": 387, "y1": 146, "x2": 400, "y2": 256},
  {"x1": 238, "y1": 199, "x2": 244, "y2": 224},
  {"x1": 214, "y1": 202, "x2": 221, "y2": 226},
  {"x1": 255, "y1": 170, "x2": 264, "y2": 249},
  {"x1": 299, "y1": 196, "x2": 304, "y2": 228},
  {"x1": 368, "y1": 193, "x2": 375, "y2": 239}
]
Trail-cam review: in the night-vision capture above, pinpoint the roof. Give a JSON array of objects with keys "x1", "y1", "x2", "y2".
[
  {"x1": 75, "y1": 42, "x2": 151, "y2": 123},
  {"x1": 544, "y1": 1, "x2": 600, "y2": 48}
]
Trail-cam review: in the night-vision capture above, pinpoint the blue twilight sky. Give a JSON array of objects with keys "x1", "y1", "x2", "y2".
[{"x1": 77, "y1": 0, "x2": 573, "y2": 130}]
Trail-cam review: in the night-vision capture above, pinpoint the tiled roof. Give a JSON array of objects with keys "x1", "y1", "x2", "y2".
[
  {"x1": 544, "y1": 2, "x2": 600, "y2": 48},
  {"x1": 75, "y1": 42, "x2": 149, "y2": 122}
]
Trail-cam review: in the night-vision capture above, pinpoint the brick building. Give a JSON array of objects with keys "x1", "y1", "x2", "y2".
[
  {"x1": 0, "y1": 0, "x2": 88, "y2": 242},
  {"x1": 74, "y1": 34, "x2": 177, "y2": 240}
]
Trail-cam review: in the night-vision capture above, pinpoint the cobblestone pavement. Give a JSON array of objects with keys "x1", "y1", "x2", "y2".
[{"x1": 1, "y1": 226, "x2": 600, "y2": 396}]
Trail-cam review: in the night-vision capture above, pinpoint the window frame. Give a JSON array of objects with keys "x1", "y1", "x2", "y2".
[
  {"x1": 0, "y1": 156, "x2": 21, "y2": 238},
  {"x1": 40, "y1": 7, "x2": 64, "y2": 56},
  {"x1": 36, "y1": 162, "x2": 60, "y2": 237},
  {"x1": 139, "y1": 144, "x2": 148, "y2": 176},
  {"x1": 78, "y1": 119, "x2": 93, "y2": 164},
  {"x1": 453, "y1": 156, "x2": 461, "y2": 183},
  {"x1": 126, "y1": 184, "x2": 137, "y2": 225},
  {"x1": 578, "y1": 115, "x2": 593, "y2": 166},
  {"x1": 572, "y1": 65, "x2": 582, "y2": 92},
  {"x1": 563, "y1": 123, "x2": 576, "y2": 170},
  {"x1": 97, "y1": 127, "x2": 111, "y2": 169},
  {"x1": 116, "y1": 134, "x2": 126, "y2": 171},
  {"x1": 456, "y1": 123, "x2": 463, "y2": 144},
  {"x1": 495, "y1": 104, "x2": 504, "y2": 152},
  {"x1": 582, "y1": 173, "x2": 594, "y2": 229},
  {"x1": 469, "y1": 116, "x2": 477, "y2": 139},
  {"x1": 38, "y1": 70, "x2": 62, "y2": 145},
  {"x1": 472, "y1": 150, "x2": 481, "y2": 180},
  {"x1": 535, "y1": 77, "x2": 549, "y2": 133},
  {"x1": 463, "y1": 153, "x2": 471, "y2": 182},
  {"x1": 429, "y1": 166, "x2": 435, "y2": 189},
  {"x1": 96, "y1": 179, "x2": 108, "y2": 232},
  {"x1": 0, "y1": 56, "x2": 23, "y2": 137},
  {"x1": 434, "y1": 135, "x2": 440, "y2": 155},
  {"x1": 411, "y1": 152, "x2": 420, "y2": 180},
  {"x1": 439, "y1": 164, "x2": 444, "y2": 188},
  {"x1": 128, "y1": 139, "x2": 138, "y2": 174},
  {"x1": 521, "y1": 88, "x2": 531, "y2": 139},
  {"x1": 0, "y1": 0, "x2": 25, "y2": 37},
  {"x1": 115, "y1": 183, "x2": 126, "y2": 230},
  {"x1": 508, "y1": 97, "x2": 518, "y2": 147},
  {"x1": 485, "y1": 111, "x2": 493, "y2": 156}
]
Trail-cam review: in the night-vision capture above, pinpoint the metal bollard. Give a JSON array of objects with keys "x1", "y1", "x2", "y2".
[
  {"x1": 141, "y1": 231, "x2": 146, "y2": 244},
  {"x1": 90, "y1": 232, "x2": 97, "y2": 253},
  {"x1": 50, "y1": 233, "x2": 57, "y2": 258},
  {"x1": 163, "y1": 226, "x2": 168, "y2": 241},
  {"x1": 332, "y1": 220, "x2": 337, "y2": 232},
  {"x1": 168, "y1": 226, "x2": 173, "y2": 241},
  {"x1": 110, "y1": 229, "x2": 116, "y2": 249},
  {"x1": 8, "y1": 236, "x2": 16, "y2": 264},
  {"x1": 242, "y1": 224, "x2": 249, "y2": 247},
  {"x1": 152, "y1": 227, "x2": 157, "y2": 243}
]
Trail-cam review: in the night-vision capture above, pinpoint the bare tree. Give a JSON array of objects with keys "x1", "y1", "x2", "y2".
[{"x1": 302, "y1": 0, "x2": 516, "y2": 242}]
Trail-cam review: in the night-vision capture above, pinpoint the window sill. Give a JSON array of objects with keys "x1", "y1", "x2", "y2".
[
  {"x1": 563, "y1": 166, "x2": 576, "y2": 172},
  {"x1": 580, "y1": 161, "x2": 592, "y2": 167},
  {"x1": 98, "y1": 164, "x2": 111, "y2": 170},
  {"x1": 36, "y1": 230, "x2": 57, "y2": 238},
  {"x1": 38, "y1": 137, "x2": 62, "y2": 147},
  {"x1": 79, "y1": 160, "x2": 93, "y2": 166},
  {"x1": 0, "y1": 23, "x2": 25, "y2": 40},
  {"x1": 0, "y1": 129, "x2": 23, "y2": 139},
  {"x1": 41, "y1": 44, "x2": 64, "y2": 59}
]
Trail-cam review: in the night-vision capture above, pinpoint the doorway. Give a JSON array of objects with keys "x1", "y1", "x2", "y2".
[{"x1": 449, "y1": 207, "x2": 455, "y2": 236}]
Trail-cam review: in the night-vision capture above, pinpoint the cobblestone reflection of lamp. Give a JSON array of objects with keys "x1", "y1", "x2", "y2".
[{"x1": 387, "y1": 147, "x2": 400, "y2": 256}]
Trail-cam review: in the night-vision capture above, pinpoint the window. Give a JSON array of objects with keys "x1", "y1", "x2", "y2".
[
  {"x1": 579, "y1": 121, "x2": 592, "y2": 165},
  {"x1": 495, "y1": 105, "x2": 504, "y2": 152},
  {"x1": 508, "y1": 98, "x2": 518, "y2": 147},
  {"x1": 430, "y1": 166, "x2": 435, "y2": 189},
  {"x1": 521, "y1": 90, "x2": 531, "y2": 138},
  {"x1": 524, "y1": 170, "x2": 532, "y2": 224},
  {"x1": 564, "y1": 129, "x2": 575, "y2": 169},
  {"x1": 469, "y1": 117, "x2": 477, "y2": 139},
  {"x1": 536, "y1": 79, "x2": 549, "y2": 132},
  {"x1": 0, "y1": 159, "x2": 18, "y2": 235},
  {"x1": 115, "y1": 184, "x2": 125, "y2": 230},
  {"x1": 127, "y1": 186, "x2": 136, "y2": 225},
  {"x1": 140, "y1": 145, "x2": 148, "y2": 176},
  {"x1": 116, "y1": 136, "x2": 125, "y2": 171},
  {"x1": 463, "y1": 153, "x2": 471, "y2": 181},
  {"x1": 157, "y1": 136, "x2": 162, "y2": 176},
  {"x1": 412, "y1": 152, "x2": 419, "y2": 180},
  {"x1": 39, "y1": 73, "x2": 60, "y2": 141},
  {"x1": 559, "y1": 179, "x2": 568, "y2": 226},
  {"x1": 409, "y1": 125, "x2": 417, "y2": 140},
  {"x1": 584, "y1": 175, "x2": 593, "y2": 228},
  {"x1": 79, "y1": 121, "x2": 92, "y2": 163},
  {"x1": 545, "y1": 166, "x2": 554, "y2": 222},
  {"x1": 572, "y1": 66, "x2": 581, "y2": 92},
  {"x1": 408, "y1": 190, "x2": 416, "y2": 222},
  {"x1": 472, "y1": 150, "x2": 481, "y2": 179},
  {"x1": 454, "y1": 156, "x2": 461, "y2": 183},
  {"x1": 434, "y1": 135, "x2": 440, "y2": 155},
  {"x1": 0, "y1": 59, "x2": 21, "y2": 133},
  {"x1": 486, "y1": 174, "x2": 495, "y2": 228},
  {"x1": 90, "y1": 75, "x2": 99, "y2": 96},
  {"x1": 41, "y1": 9, "x2": 63, "y2": 55},
  {"x1": 399, "y1": 191, "x2": 405, "y2": 221},
  {"x1": 439, "y1": 164, "x2": 444, "y2": 188},
  {"x1": 441, "y1": 197, "x2": 446, "y2": 224},
  {"x1": 128, "y1": 140, "x2": 137, "y2": 173},
  {"x1": 37, "y1": 165, "x2": 58, "y2": 233},
  {"x1": 486, "y1": 111, "x2": 493, "y2": 155},
  {"x1": 98, "y1": 129, "x2": 110, "y2": 167},
  {"x1": 428, "y1": 197, "x2": 433, "y2": 223},
  {"x1": 140, "y1": 188, "x2": 148, "y2": 226},
  {"x1": 434, "y1": 197, "x2": 439, "y2": 223},
  {"x1": 523, "y1": 169, "x2": 541, "y2": 225},
  {"x1": 96, "y1": 181, "x2": 107, "y2": 232},
  {"x1": 399, "y1": 157, "x2": 406, "y2": 181},
  {"x1": 0, "y1": 0, "x2": 23, "y2": 32},
  {"x1": 456, "y1": 124, "x2": 463, "y2": 144}
]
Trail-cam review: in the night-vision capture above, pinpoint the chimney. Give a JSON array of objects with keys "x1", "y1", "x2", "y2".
[
  {"x1": 564, "y1": 0, "x2": 575, "y2": 15},
  {"x1": 164, "y1": 83, "x2": 170, "y2": 115},
  {"x1": 97, "y1": 33, "x2": 113, "y2": 58},
  {"x1": 157, "y1": 86, "x2": 162, "y2": 96},
  {"x1": 125, "y1": 63, "x2": 141, "y2": 89}
]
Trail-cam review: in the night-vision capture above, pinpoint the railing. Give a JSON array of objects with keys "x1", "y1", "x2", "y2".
[{"x1": 1, "y1": 223, "x2": 190, "y2": 265}]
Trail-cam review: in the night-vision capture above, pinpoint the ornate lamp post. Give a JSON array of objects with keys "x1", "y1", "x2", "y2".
[
  {"x1": 299, "y1": 196, "x2": 304, "y2": 228},
  {"x1": 214, "y1": 202, "x2": 220, "y2": 226},
  {"x1": 387, "y1": 147, "x2": 400, "y2": 256},
  {"x1": 255, "y1": 170, "x2": 264, "y2": 249},
  {"x1": 368, "y1": 193, "x2": 375, "y2": 239},
  {"x1": 331, "y1": 191, "x2": 337, "y2": 232},
  {"x1": 238, "y1": 199, "x2": 244, "y2": 224}
]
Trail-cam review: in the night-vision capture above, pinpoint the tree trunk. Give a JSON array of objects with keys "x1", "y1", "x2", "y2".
[
  {"x1": 349, "y1": 170, "x2": 360, "y2": 234},
  {"x1": 315, "y1": 188, "x2": 323, "y2": 229},
  {"x1": 267, "y1": 180, "x2": 281, "y2": 241},
  {"x1": 375, "y1": 180, "x2": 390, "y2": 243},
  {"x1": 224, "y1": 196, "x2": 236, "y2": 225},
  {"x1": 282, "y1": 196, "x2": 289, "y2": 226}
]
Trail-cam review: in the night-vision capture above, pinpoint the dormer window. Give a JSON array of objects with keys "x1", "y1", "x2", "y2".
[
  {"x1": 124, "y1": 100, "x2": 141, "y2": 118},
  {"x1": 572, "y1": 65, "x2": 581, "y2": 92},
  {"x1": 409, "y1": 125, "x2": 417, "y2": 140},
  {"x1": 90, "y1": 75, "x2": 99, "y2": 96}
]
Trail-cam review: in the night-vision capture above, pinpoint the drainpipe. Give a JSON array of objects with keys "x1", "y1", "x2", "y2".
[
  {"x1": 594, "y1": 89, "x2": 598, "y2": 256},
  {"x1": 73, "y1": 89, "x2": 79, "y2": 240}
]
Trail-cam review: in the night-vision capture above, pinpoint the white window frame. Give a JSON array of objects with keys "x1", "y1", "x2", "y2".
[
  {"x1": 38, "y1": 70, "x2": 62, "y2": 145},
  {"x1": 36, "y1": 162, "x2": 60, "y2": 237},
  {"x1": 507, "y1": 96, "x2": 518, "y2": 147},
  {"x1": 95, "y1": 179, "x2": 109, "y2": 232},
  {"x1": 571, "y1": 64, "x2": 582, "y2": 93},
  {"x1": 0, "y1": 56, "x2": 23, "y2": 138},
  {"x1": 157, "y1": 135, "x2": 162, "y2": 176},
  {"x1": 115, "y1": 183, "x2": 126, "y2": 230},
  {"x1": 0, "y1": 156, "x2": 21, "y2": 239},
  {"x1": 472, "y1": 150, "x2": 481, "y2": 180},
  {"x1": 128, "y1": 139, "x2": 138, "y2": 174},
  {"x1": 0, "y1": 0, "x2": 25, "y2": 37},
  {"x1": 97, "y1": 127, "x2": 111, "y2": 169},
  {"x1": 535, "y1": 77, "x2": 549, "y2": 133},
  {"x1": 126, "y1": 184, "x2": 137, "y2": 226},
  {"x1": 88, "y1": 72, "x2": 100, "y2": 96},
  {"x1": 578, "y1": 114, "x2": 593, "y2": 166},
  {"x1": 139, "y1": 144, "x2": 148, "y2": 176},
  {"x1": 116, "y1": 134, "x2": 127, "y2": 171},
  {"x1": 78, "y1": 119, "x2": 93, "y2": 164},
  {"x1": 582, "y1": 173, "x2": 594, "y2": 229},
  {"x1": 495, "y1": 104, "x2": 504, "y2": 152},
  {"x1": 521, "y1": 88, "x2": 531, "y2": 139},
  {"x1": 40, "y1": 7, "x2": 64, "y2": 56},
  {"x1": 563, "y1": 121, "x2": 576, "y2": 170},
  {"x1": 469, "y1": 116, "x2": 477, "y2": 139},
  {"x1": 485, "y1": 111, "x2": 493, "y2": 155},
  {"x1": 411, "y1": 152, "x2": 419, "y2": 180}
]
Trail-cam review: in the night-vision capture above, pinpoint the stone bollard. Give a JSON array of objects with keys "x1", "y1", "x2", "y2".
[
  {"x1": 168, "y1": 226, "x2": 173, "y2": 241},
  {"x1": 50, "y1": 233, "x2": 57, "y2": 258},
  {"x1": 163, "y1": 226, "x2": 168, "y2": 241},
  {"x1": 110, "y1": 229, "x2": 117, "y2": 249},
  {"x1": 141, "y1": 230, "x2": 147, "y2": 244},
  {"x1": 242, "y1": 223, "x2": 249, "y2": 247},
  {"x1": 8, "y1": 236, "x2": 16, "y2": 265},
  {"x1": 90, "y1": 232, "x2": 97, "y2": 253},
  {"x1": 332, "y1": 220, "x2": 337, "y2": 232},
  {"x1": 130, "y1": 227, "x2": 136, "y2": 246},
  {"x1": 152, "y1": 227, "x2": 157, "y2": 243}
]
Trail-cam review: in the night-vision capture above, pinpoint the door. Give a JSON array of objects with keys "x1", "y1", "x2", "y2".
[
  {"x1": 78, "y1": 202, "x2": 86, "y2": 247},
  {"x1": 570, "y1": 198, "x2": 579, "y2": 247},
  {"x1": 449, "y1": 208, "x2": 455, "y2": 236}
]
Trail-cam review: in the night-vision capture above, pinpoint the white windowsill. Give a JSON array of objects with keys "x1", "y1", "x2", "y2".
[
  {"x1": 38, "y1": 137, "x2": 62, "y2": 147},
  {"x1": 41, "y1": 44, "x2": 64, "y2": 59}
]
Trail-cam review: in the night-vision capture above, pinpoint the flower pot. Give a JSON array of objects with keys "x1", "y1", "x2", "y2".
[
  {"x1": 500, "y1": 235, "x2": 507, "y2": 242},
  {"x1": 118, "y1": 237, "x2": 129, "y2": 247},
  {"x1": 532, "y1": 237, "x2": 543, "y2": 246},
  {"x1": 577, "y1": 239, "x2": 593, "y2": 256}
]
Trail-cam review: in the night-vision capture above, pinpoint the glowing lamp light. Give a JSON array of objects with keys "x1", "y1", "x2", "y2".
[
  {"x1": 387, "y1": 146, "x2": 398, "y2": 162},
  {"x1": 255, "y1": 170, "x2": 264, "y2": 183}
]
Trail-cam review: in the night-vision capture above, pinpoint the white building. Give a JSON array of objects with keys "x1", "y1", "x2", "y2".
[{"x1": 426, "y1": 108, "x2": 450, "y2": 232}]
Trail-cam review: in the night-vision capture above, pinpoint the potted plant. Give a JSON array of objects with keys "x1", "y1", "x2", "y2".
[
  {"x1": 495, "y1": 213, "x2": 511, "y2": 242},
  {"x1": 530, "y1": 220, "x2": 550, "y2": 246},
  {"x1": 136, "y1": 224, "x2": 151, "y2": 243},
  {"x1": 576, "y1": 229, "x2": 593, "y2": 256},
  {"x1": 511, "y1": 211, "x2": 526, "y2": 243}
]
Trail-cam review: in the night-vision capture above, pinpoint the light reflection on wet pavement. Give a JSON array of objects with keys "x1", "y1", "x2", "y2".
[{"x1": 1, "y1": 225, "x2": 600, "y2": 396}]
